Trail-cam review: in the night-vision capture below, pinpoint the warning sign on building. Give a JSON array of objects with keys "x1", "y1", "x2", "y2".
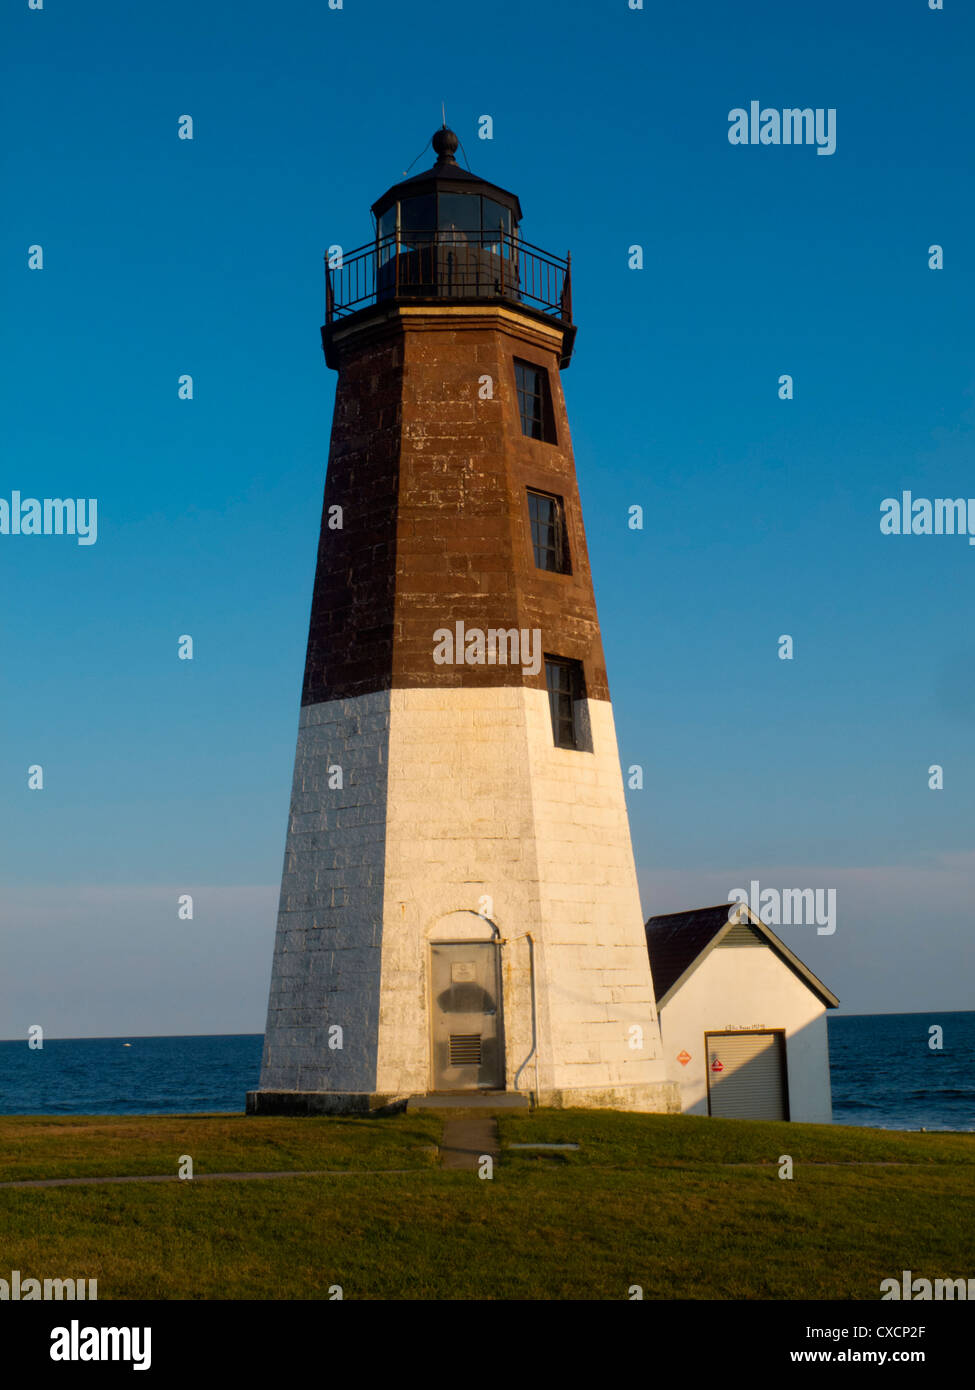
[{"x1": 677, "y1": 1050, "x2": 691, "y2": 1066}]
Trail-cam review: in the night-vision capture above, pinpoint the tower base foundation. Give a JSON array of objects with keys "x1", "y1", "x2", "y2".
[
  {"x1": 245, "y1": 1090, "x2": 408, "y2": 1117},
  {"x1": 245, "y1": 1083, "x2": 681, "y2": 1117}
]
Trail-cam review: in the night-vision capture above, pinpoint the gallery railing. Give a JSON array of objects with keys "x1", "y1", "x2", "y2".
[{"x1": 325, "y1": 231, "x2": 572, "y2": 325}]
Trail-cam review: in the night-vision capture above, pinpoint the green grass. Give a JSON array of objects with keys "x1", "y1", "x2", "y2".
[
  {"x1": 497, "y1": 1108, "x2": 975, "y2": 1169},
  {"x1": 0, "y1": 1112, "x2": 442, "y2": 1182},
  {"x1": 1, "y1": 1109, "x2": 972, "y2": 1299}
]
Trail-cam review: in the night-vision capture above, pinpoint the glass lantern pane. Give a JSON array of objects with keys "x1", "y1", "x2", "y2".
[
  {"x1": 439, "y1": 193, "x2": 481, "y2": 232},
  {"x1": 482, "y1": 198, "x2": 511, "y2": 235},
  {"x1": 400, "y1": 195, "x2": 436, "y2": 231}
]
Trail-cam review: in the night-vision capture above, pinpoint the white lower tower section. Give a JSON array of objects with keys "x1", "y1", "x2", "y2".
[{"x1": 255, "y1": 686, "x2": 677, "y2": 1113}]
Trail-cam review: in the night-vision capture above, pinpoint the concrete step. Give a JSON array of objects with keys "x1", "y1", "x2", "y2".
[{"x1": 407, "y1": 1091, "x2": 530, "y2": 1110}]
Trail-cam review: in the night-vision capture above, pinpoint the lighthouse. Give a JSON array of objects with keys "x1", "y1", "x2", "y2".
[{"x1": 247, "y1": 128, "x2": 678, "y2": 1115}]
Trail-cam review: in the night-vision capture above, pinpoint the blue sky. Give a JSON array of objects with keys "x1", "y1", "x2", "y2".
[{"x1": 2, "y1": 0, "x2": 973, "y2": 1036}]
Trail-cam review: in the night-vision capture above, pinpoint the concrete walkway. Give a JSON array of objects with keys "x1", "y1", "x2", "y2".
[{"x1": 439, "y1": 1115, "x2": 500, "y2": 1171}]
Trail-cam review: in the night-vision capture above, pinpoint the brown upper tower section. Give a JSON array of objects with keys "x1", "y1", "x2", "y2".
[{"x1": 303, "y1": 130, "x2": 610, "y2": 707}]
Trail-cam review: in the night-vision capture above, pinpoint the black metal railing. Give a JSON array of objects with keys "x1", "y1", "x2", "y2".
[{"x1": 325, "y1": 231, "x2": 572, "y2": 325}]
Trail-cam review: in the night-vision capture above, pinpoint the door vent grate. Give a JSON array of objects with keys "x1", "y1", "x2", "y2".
[{"x1": 449, "y1": 1033, "x2": 482, "y2": 1066}]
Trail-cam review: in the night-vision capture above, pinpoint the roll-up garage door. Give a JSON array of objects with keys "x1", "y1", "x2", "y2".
[{"x1": 706, "y1": 1031, "x2": 788, "y2": 1120}]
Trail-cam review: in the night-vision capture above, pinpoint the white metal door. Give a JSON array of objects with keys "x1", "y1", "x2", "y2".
[{"x1": 430, "y1": 942, "x2": 503, "y2": 1091}]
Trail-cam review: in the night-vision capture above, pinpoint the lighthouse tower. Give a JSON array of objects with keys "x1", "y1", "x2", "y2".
[{"x1": 247, "y1": 129, "x2": 677, "y2": 1115}]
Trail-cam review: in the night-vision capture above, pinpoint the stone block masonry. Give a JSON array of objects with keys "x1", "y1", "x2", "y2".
[{"x1": 249, "y1": 295, "x2": 678, "y2": 1115}]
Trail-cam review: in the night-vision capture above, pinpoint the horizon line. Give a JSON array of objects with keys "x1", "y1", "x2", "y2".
[{"x1": 3, "y1": 1008, "x2": 974, "y2": 1044}]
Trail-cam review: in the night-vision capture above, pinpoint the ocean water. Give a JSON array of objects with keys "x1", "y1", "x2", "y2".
[
  {"x1": 0, "y1": 1013, "x2": 972, "y2": 1129},
  {"x1": 0, "y1": 1034, "x2": 263, "y2": 1116},
  {"x1": 826, "y1": 1010, "x2": 975, "y2": 1132}
]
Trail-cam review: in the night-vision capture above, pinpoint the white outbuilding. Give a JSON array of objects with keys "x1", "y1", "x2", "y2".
[{"x1": 644, "y1": 904, "x2": 838, "y2": 1123}]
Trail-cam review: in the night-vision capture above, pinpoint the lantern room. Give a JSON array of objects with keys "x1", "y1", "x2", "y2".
[
  {"x1": 322, "y1": 125, "x2": 574, "y2": 366},
  {"x1": 372, "y1": 126, "x2": 522, "y2": 304}
]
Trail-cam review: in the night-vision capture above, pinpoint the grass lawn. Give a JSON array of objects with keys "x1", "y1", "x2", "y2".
[
  {"x1": 0, "y1": 1109, "x2": 972, "y2": 1299},
  {"x1": 0, "y1": 1112, "x2": 442, "y2": 1182}
]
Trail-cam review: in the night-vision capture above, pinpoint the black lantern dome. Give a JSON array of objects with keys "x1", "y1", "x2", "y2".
[{"x1": 371, "y1": 126, "x2": 523, "y2": 244}]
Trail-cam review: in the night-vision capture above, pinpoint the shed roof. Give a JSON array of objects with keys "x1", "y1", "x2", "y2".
[{"x1": 644, "y1": 903, "x2": 839, "y2": 1009}]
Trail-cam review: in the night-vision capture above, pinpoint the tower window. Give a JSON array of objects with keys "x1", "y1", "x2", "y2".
[
  {"x1": 514, "y1": 359, "x2": 556, "y2": 442},
  {"x1": 545, "y1": 657, "x2": 586, "y2": 749},
  {"x1": 528, "y1": 489, "x2": 570, "y2": 573}
]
